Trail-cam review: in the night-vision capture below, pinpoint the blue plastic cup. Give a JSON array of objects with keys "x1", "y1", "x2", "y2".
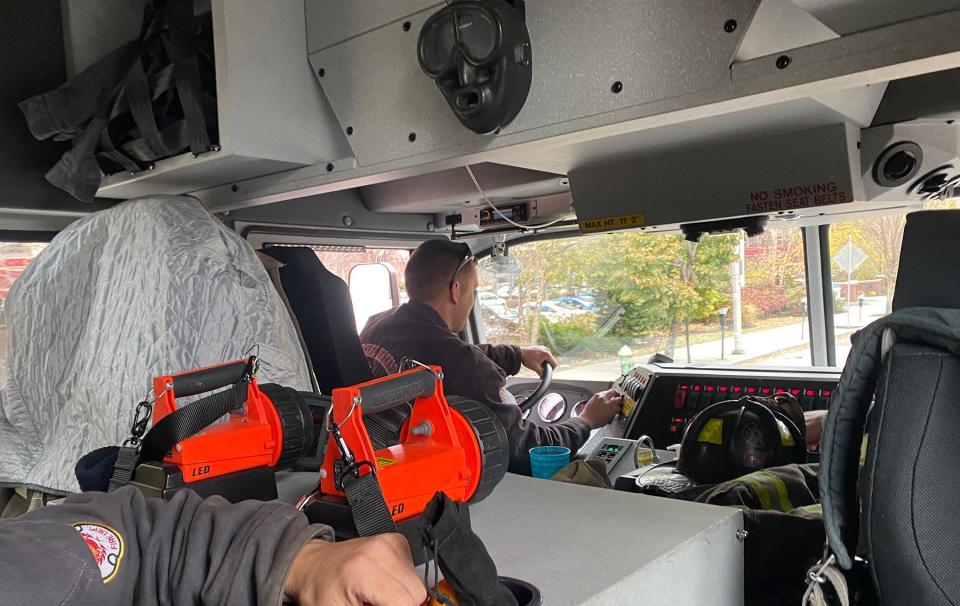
[{"x1": 529, "y1": 446, "x2": 571, "y2": 479}]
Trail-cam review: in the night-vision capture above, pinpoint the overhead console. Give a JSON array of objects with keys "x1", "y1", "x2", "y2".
[{"x1": 570, "y1": 121, "x2": 960, "y2": 236}]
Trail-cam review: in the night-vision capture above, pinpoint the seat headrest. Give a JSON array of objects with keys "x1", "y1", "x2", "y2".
[
  {"x1": 261, "y1": 246, "x2": 373, "y2": 393},
  {"x1": 893, "y1": 210, "x2": 960, "y2": 311}
]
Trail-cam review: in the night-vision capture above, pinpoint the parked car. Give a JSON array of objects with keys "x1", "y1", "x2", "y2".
[
  {"x1": 538, "y1": 300, "x2": 588, "y2": 323},
  {"x1": 551, "y1": 296, "x2": 596, "y2": 311},
  {"x1": 477, "y1": 290, "x2": 517, "y2": 323}
]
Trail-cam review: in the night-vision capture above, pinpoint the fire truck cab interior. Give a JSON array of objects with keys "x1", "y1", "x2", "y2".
[{"x1": 4, "y1": 1, "x2": 960, "y2": 604}]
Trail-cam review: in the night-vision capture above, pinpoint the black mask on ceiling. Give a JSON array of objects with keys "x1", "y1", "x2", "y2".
[{"x1": 417, "y1": 0, "x2": 532, "y2": 135}]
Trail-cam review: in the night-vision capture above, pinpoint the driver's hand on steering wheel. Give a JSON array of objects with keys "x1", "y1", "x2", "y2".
[
  {"x1": 579, "y1": 389, "x2": 623, "y2": 429},
  {"x1": 520, "y1": 346, "x2": 558, "y2": 377}
]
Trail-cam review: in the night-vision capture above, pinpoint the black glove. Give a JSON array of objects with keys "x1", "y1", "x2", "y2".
[
  {"x1": 420, "y1": 492, "x2": 518, "y2": 606},
  {"x1": 75, "y1": 446, "x2": 120, "y2": 492}
]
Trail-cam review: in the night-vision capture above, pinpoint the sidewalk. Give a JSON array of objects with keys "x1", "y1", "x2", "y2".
[{"x1": 554, "y1": 298, "x2": 888, "y2": 381}]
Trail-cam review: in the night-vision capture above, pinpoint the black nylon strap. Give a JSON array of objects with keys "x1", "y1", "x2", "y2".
[
  {"x1": 343, "y1": 468, "x2": 397, "y2": 536},
  {"x1": 107, "y1": 446, "x2": 141, "y2": 492},
  {"x1": 162, "y1": 0, "x2": 211, "y2": 154},
  {"x1": 138, "y1": 381, "x2": 247, "y2": 464},
  {"x1": 125, "y1": 56, "x2": 175, "y2": 160},
  {"x1": 123, "y1": 118, "x2": 191, "y2": 162}
]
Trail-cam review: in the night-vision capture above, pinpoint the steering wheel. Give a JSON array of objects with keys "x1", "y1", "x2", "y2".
[{"x1": 518, "y1": 362, "x2": 554, "y2": 413}]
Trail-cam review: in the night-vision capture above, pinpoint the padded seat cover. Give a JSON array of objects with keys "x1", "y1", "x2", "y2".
[{"x1": 0, "y1": 196, "x2": 311, "y2": 494}]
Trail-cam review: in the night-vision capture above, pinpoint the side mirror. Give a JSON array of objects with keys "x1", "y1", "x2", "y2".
[{"x1": 348, "y1": 263, "x2": 400, "y2": 331}]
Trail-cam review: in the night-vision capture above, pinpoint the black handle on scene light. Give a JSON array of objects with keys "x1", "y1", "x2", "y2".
[
  {"x1": 357, "y1": 368, "x2": 437, "y2": 415},
  {"x1": 171, "y1": 359, "x2": 250, "y2": 397}
]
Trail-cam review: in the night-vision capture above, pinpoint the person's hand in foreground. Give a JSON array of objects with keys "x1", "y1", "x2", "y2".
[{"x1": 284, "y1": 533, "x2": 426, "y2": 606}]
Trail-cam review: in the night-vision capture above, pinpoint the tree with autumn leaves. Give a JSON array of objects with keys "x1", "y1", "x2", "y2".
[{"x1": 486, "y1": 232, "x2": 738, "y2": 357}]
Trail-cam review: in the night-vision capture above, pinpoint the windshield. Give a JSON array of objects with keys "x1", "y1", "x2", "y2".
[{"x1": 477, "y1": 227, "x2": 811, "y2": 380}]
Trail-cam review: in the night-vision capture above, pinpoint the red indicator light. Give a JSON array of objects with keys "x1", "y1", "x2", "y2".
[
  {"x1": 670, "y1": 426, "x2": 678, "y2": 433},
  {"x1": 790, "y1": 389, "x2": 801, "y2": 396},
  {"x1": 706, "y1": 386, "x2": 716, "y2": 392},
  {"x1": 746, "y1": 387, "x2": 757, "y2": 394},
  {"x1": 805, "y1": 389, "x2": 816, "y2": 397},
  {"x1": 821, "y1": 390, "x2": 832, "y2": 397},
  {"x1": 775, "y1": 388, "x2": 785, "y2": 394},
  {"x1": 719, "y1": 386, "x2": 729, "y2": 392},
  {"x1": 732, "y1": 386, "x2": 743, "y2": 393},
  {"x1": 680, "y1": 385, "x2": 689, "y2": 390},
  {"x1": 693, "y1": 385, "x2": 702, "y2": 391}
]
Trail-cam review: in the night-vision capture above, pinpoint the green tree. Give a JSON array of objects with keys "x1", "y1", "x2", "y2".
[
  {"x1": 483, "y1": 231, "x2": 739, "y2": 357},
  {"x1": 592, "y1": 232, "x2": 737, "y2": 356}
]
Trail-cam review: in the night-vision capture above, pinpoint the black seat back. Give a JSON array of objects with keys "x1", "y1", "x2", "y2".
[
  {"x1": 261, "y1": 247, "x2": 405, "y2": 449},
  {"x1": 821, "y1": 210, "x2": 960, "y2": 605},
  {"x1": 261, "y1": 247, "x2": 373, "y2": 393},
  {"x1": 861, "y1": 340, "x2": 960, "y2": 605}
]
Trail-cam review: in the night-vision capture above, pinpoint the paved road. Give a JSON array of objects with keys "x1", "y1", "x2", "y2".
[{"x1": 553, "y1": 297, "x2": 889, "y2": 381}]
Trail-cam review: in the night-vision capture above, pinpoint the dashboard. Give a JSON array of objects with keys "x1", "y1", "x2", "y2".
[
  {"x1": 509, "y1": 363, "x2": 841, "y2": 468},
  {"x1": 618, "y1": 363, "x2": 840, "y2": 448}
]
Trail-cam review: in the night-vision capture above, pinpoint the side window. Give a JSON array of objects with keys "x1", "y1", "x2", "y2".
[
  {"x1": 312, "y1": 247, "x2": 410, "y2": 332},
  {"x1": 348, "y1": 263, "x2": 400, "y2": 331},
  {"x1": 476, "y1": 227, "x2": 809, "y2": 378},
  {"x1": 827, "y1": 199, "x2": 958, "y2": 366},
  {"x1": 0, "y1": 242, "x2": 48, "y2": 385}
]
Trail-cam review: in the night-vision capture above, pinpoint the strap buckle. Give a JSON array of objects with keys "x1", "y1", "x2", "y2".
[
  {"x1": 122, "y1": 390, "x2": 157, "y2": 449},
  {"x1": 337, "y1": 459, "x2": 375, "y2": 492},
  {"x1": 330, "y1": 422, "x2": 355, "y2": 466},
  {"x1": 802, "y1": 550, "x2": 850, "y2": 606}
]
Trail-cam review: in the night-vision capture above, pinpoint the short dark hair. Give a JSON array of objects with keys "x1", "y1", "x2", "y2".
[{"x1": 405, "y1": 239, "x2": 473, "y2": 302}]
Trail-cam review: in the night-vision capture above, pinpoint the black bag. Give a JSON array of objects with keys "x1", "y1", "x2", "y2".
[{"x1": 18, "y1": 0, "x2": 218, "y2": 201}]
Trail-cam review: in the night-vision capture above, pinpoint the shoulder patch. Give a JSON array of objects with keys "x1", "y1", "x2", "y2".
[
  {"x1": 73, "y1": 523, "x2": 124, "y2": 583},
  {"x1": 362, "y1": 343, "x2": 399, "y2": 376}
]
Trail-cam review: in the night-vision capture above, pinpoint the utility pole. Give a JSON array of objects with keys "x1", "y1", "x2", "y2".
[
  {"x1": 731, "y1": 234, "x2": 745, "y2": 355},
  {"x1": 719, "y1": 308, "x2": 729, "y2": 360},
  {"x1": 846, "y1": 236, "x2": 853, "y2": 329}
]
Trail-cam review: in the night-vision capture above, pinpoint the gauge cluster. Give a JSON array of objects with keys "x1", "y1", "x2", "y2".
[
  {"x1": 537, "y1": 393, "x2": 567, "y2": 422},
  {"x1": 509, "y1": 383, "x2": 595, "y2": 425}
]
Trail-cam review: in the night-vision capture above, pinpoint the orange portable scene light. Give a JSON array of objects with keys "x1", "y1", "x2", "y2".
[
  {"x1": 124, "y1": 357, "x2": 328, "y2": 502},
  {"x1": 312, "y1": 365, "x2": 508, "y2": 530}
]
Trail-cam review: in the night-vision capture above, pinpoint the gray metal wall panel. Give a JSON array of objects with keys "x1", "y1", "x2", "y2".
[
  {"x1": 306, "y1": 0, "x2": 441, "y2": 52},
  {"x1": 310, "y1": 0, "x2": 760, "y2": 167}
]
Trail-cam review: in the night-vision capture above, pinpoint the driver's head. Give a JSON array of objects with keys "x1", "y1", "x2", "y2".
[{"x1": 406, "y1": 239, "x2": 477, "y2": 332}]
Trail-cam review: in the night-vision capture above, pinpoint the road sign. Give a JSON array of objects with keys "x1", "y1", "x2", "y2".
[{"x1": 833, "y1": 241, "x2": 867, "y2": 275}]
